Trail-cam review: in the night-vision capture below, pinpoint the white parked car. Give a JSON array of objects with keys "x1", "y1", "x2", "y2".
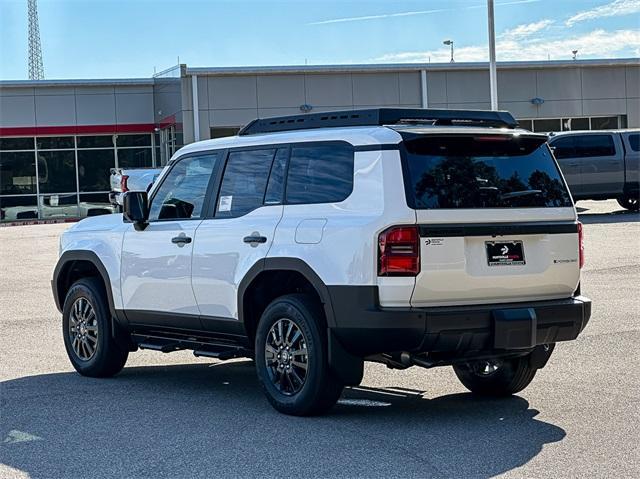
[{"x1": 52, "y1": 108, "x2": 591, "y2": 416}]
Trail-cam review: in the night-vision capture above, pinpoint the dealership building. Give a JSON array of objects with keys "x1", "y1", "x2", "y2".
[{"x1": 1, "y1": 58, "x2": 638, "y2": 222}]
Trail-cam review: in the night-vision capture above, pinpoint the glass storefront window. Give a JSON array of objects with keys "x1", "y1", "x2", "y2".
[
  {"x1": 37, "y1": 136, "x2": 75, "y2": 150},
  {"x1": 79, "y1": 193, "x2": 115, "y2": 217},
  {"x1": 78, "y1": 149, "x2": 115, "y2": 192},
  {"x1": 0, "y1": 137, "x2": 34, "y2": 151},
  {"x1": 117, "y1": 148, "x2": 153, "y2": 168},
  {"x1": 1, "y1": 151, "x2": 37, "y2": 195},
  {"x1": 77, "y1": 135, "x2": 114, "y2": 148},
  {"x1": 39, "y1": 193, "x2": 78, "y2": 219},
  {"x1": 0, "y1": 195, "x2": 38, "y2": 221},
  {"x1": 533, "y1": 119, "x2": 561, "y2": 133},
  {"x1": 517, "y1": 120, "x2": 532, "y2": 131},
  {"x1": 116, "y1": 134, "x2": 151, "y2": 147},
  {"x1": 562, "y1": 118, "x2": 589, "y2": 131},
  {"x1": 37, "y1": 150, "x2": 77, "y2": 194},
  {"x1": 591, "y1": 116, "x2": 619, "y2": 130}
]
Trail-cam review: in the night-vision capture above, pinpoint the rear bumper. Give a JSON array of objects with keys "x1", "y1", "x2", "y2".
[{"x1": 328, "y1": 286, "x2": 591, "y2": 357}]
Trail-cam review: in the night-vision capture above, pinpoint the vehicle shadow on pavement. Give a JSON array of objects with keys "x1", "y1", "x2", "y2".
[{"x1": 1, "y1": 361, "x2": 565, "y2": 478}]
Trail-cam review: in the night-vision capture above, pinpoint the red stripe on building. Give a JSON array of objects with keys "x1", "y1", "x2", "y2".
[{"x1": 0, "y1": 123, "x2": 157, "y2": 137}]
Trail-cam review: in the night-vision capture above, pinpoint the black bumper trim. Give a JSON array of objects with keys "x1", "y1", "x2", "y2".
[
  {"x1": 327, "y1": 286, "x2": 591, "y2": 357},
  {"x1": 419, "y1": 221, "x2": 578, "y2": 238}
]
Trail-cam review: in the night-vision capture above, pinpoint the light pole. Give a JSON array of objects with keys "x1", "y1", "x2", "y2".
[
  {"x1": 487, "y1": 0, "x2": 498, "y2": 110},
  {"x1": 443, "y1": 40, "x2": 454, "y2": 63}
]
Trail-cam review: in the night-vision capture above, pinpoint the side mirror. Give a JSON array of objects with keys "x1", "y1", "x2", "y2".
[{"x1": 123, "y1": 191, "x2": 149, "y2": 230}]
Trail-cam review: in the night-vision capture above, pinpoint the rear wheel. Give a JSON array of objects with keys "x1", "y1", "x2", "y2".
[
  {"x1": 617, "y1": 194, "x2": 639, "y2": 211},
  {"x1": 62, "y1": 277, "x2": 128, "y2": 377},
  {"x1": 255, "y1": 294, "x2": 343, "y2": 416},
  {"x1": 453, "y1": 356, "x2": 537, "y2": 396}
]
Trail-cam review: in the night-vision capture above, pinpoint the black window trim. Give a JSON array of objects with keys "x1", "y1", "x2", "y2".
[{"x1": 147, "y1": 149, "x2": 226, "y2": 223}]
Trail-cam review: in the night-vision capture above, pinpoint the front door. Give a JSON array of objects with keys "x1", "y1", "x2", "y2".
[
  {"x1": 192, "y1": 147, "x2": 288, "y2": 326},
  {"x1": 551, "y1": 135, "x2": 583, "y2": 198},
  {"x1": 121, "y1": 152, "x2": 221, "y2": 328}
]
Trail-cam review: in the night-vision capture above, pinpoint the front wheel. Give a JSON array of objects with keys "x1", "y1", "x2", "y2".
[
  {"x1": 453, "y1": 356, "x2": 537, "y2": 396},
  {"x1": 255, "y1": 294, "x2": 343, "y2": 416},
  {"x1": 617, "y1": 194, "x2": 639, "y2": 211},
  {"x1": 62, "y1": 277, "x2": 128, "y2": 377}
]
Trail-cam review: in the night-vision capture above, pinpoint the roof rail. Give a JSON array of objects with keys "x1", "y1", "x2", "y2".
[{"x1": 238, "y1": 108, "x2": 518, "y2": 136}]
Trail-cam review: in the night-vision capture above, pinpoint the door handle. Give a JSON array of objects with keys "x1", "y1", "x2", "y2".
[
  {"x1": 171, "y1": 235, "x2": 192, "y2": 245},
  {"x1": 243, "y1": 235, "x2": 267, "y2": 244}
]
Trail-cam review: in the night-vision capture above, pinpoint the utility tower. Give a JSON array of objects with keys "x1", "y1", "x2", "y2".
[{"x1": 27, "y1": 0, "x2": 45, "y2": 80}]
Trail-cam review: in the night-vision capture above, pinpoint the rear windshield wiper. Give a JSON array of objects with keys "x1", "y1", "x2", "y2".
[{"x1": 499, "y1": 189, "x2": 542, "y2": 200}]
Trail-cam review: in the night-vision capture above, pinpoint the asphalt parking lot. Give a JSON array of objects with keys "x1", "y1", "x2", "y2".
[{"x1": 1, "y1": 199, "x2": 638, "y2": 478}]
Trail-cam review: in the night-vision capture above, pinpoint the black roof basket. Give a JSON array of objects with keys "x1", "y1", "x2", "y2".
[{"x1": 238, "y1": 108, "x2": 518, "y2": 136}]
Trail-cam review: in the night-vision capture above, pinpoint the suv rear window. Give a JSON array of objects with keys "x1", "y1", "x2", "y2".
[{"x1": 402, "y1": 135, "x2": 572, "y2": 209}]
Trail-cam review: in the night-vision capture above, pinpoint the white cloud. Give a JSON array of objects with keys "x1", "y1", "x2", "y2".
[
  {"x1": 374, "y1": 28, "x2": 640, "y2": 63},
  {"x1": 502, "y1": 19, "x2": 554, "y2": 39},
  {"x1": 308, "y1": 0, "x2": 538, "y2": 26},
  {"x1": 566, "y1": 0, "x2": 640, "y2": 26}
]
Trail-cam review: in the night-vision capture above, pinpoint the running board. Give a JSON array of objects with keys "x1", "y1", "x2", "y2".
[{"x1": 132, "y1": 332, "x2": 249, "y2": 360}]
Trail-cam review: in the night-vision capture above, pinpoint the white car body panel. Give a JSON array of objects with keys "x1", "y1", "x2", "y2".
[
  {"x1": 59, "y1": 214, "x2": 127, "y2": 309},
  {"x1": 192, "y1": 205, "x2": 283, "y2": 319},
  {"x1": 120, "y1": 220, "x2": 202, "y2": 319}
]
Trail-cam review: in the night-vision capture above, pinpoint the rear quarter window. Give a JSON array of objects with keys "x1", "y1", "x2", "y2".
[
  {"x1": 628, "y1": 134, "x2": 639, "y2": 152},
  {"x1": 285, "y1": 142, "x2": 354, "y2": 204},
  {"x1": 402, "y1": 135, "x2": 572, "y2": 209}
]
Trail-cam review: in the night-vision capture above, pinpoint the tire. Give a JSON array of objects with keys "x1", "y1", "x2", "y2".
[
  {"x1": 254, "y1": 294, "x2": 344, "y2": 416},
  {"x1": 617, "y1": 194, "x2": 639, "y2": 211},
  {"x1": 453, "y1": 356, "x2": 537, "y2": 396},
  {"x1": 62, "y1": 277, "x2": 128, "y2": 377}
]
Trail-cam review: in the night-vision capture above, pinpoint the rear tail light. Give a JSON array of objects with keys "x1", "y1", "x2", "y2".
[
  {"x1": 578, "y1": 221, "x2": 584, "y2": 269},
  {"x1": 120, "y1": 175, "x2": 129, "y2": 192},
  {"x1": 378, "y1": 225, "x2": 420, "y2": 276}
]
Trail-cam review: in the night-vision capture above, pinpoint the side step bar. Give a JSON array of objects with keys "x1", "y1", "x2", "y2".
[{"x1": 132, "y1": 332, "x2": 250, "y2": 361}]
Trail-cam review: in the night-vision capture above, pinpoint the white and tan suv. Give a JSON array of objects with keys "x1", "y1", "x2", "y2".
[{"x1": 52, "y1": 108, "x2": 591, "y2": 416}]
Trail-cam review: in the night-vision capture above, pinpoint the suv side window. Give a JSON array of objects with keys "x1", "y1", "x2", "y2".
[
  {"x1": 286, "y1": 143, "x2": 354, "y2": 204},
  {"x1": 628, "y1": 134, "x2": 639, "y2": 152},
  {"x1": 264, "y1": 148, "x2": 289, "y2": 205},
  {"x1": 551, "y1": 136, "x2": 575, "y2": 159},
  {"x1": 148, "y1": 153, "x2": 218, "y2": 221},
  {"x1": 573, "y1": 134, "x2": 615, "y2": 157},
  {"x1": 216, "y1": 148, "x2": 276, "y2": 218}
]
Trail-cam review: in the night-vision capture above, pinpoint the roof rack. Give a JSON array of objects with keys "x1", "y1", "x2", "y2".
[{"x1": 238, "y1": 108, "x2": 518, "y2": 136}]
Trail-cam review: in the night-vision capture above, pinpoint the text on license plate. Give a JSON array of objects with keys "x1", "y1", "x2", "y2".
[{"x1": 485, "y1": 240, "x2": 525, "y2": 266}]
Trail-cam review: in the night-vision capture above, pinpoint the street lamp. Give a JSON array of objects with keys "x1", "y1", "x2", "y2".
[{"x1": 443, "y1": 39, "x2": 454, "y2": 63}]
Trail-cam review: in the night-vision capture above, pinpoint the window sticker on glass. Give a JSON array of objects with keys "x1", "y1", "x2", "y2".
[{"x1": 219, "y1": 195, "x2": 233, "y2": 212}]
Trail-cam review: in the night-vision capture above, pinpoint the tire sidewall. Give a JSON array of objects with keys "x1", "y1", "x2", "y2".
[
  {"x1": 62, "y1": 278, "x2": 113, "y2": 374},
  {"x1": 255, "y1": 297, "x2": 327, "y2": 413}
]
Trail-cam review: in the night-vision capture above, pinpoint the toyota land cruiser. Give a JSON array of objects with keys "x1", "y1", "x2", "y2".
[{"x1": 52, "y1": 108, "x2": 591, "y2": 416}]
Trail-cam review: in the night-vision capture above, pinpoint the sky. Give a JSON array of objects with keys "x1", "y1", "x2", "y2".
[{"x1": 1, "y1": 0, "x2": 639, "y2": 80}]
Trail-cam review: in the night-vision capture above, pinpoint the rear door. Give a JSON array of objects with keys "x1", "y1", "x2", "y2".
[
  {"x1": 574, "y1": 133, "x2": 623, "y2": 197},
  {"x1": 191, "y1": 147, "x2": 287, "y2": 327},
  {"x1": 400, "y1": 133, "x2": 580, "y2": 307}
]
